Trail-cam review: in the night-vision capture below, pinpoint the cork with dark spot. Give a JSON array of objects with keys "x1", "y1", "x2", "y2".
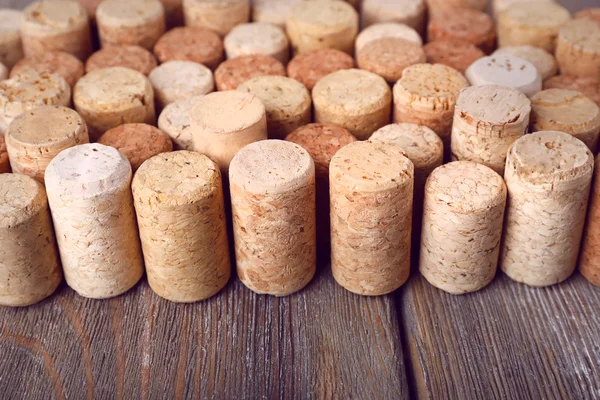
[
  {"x1": 575, "y1": 8, "x2": 600, "y2": 26},
  {"x1": 214, "y1": 54, "x2": 285, "y2": 91},
  {"x1": 492, "y1": 45, "x2": 558, "y2": 81},
  {"x1": 158, "y1": 95, "x2": 203, "y2": 150},
  {"x1": 423, "y1": 39, "x2": 485, "y2": 75},
  {"x1": 357, "y1": 37, "x2": 426, "y2": 83},
  {"x1": 501, "y1": 131, "x2": 594, "y2": 287},
  {"x1": 0, "y1": 136, "x2": 9, "y2": 173},
  {"x1": 148, "y1": 60, "x2": 214, "y2": 109},
  {"x1": 361, "y1": 0, "x2": 426, "y2": 35},
  {"x1": 555, "y1": 19, "x2": 600, "y2": 82},
  {"x1": 420, "y1": 161, "x2": 506, "y2": 294},
  {"x1": 86, "y1": 45, "x2": 158, "y2": 76},
  {"x1": 10, "y1": 51, "x2": 84, "y2": 87},
  {"x1": 355, "y1": 22, "x2": 422, "y2": 54},
  {"x1": 0, "y1": 174, "x2": 62, "y2": 307},
  {"x1": 45, "y1": 143, "x2": 144, "y2": 299},
  {"x1": 183, "y1": 0, "x2": 250, "y2": 37},
  {"x1": 229, "y1": 140, "x2": 316, "y2": 296},
  {"x1": 0, "y1": 9, "x2": 24, "y2": 69},
  {"x1": 544, "y1": 75, "x2": 600, "y2": 107},
  {"x1": 133, "y1": 151, "x2": 231, "y2": 302},
  {"x1": 579, "y1": 153, "x2": 600, "y2": 287},
  {"x1": 428, "y1": 8, "x2": 496, "y2": 54},
  {"x1": 224, "y1": 22, "x2": 289, "y2": 65},
  {"x1": 287, "y1": 49, "x2": 354, "y2": 90},
  {"x1": 465, "y1": 55, "x2": 542, "y2": 98},
  {"x1": 154, "y1": 27, "x2": 223, "y2": 70}
]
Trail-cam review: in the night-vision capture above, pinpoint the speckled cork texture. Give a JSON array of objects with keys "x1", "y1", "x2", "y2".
[
  {"x1": 0, "y1": 136, "x2": 9, "y2": 173},
  {"x1": 451, "y1": 85, "x2": 531, "y2": 175},
  {"x1": 575, "y1": 8, "x2": 600, "y2": 25},
  {"x1": 287, "y1": 49, "x2": 354, "y2": 90},
  {"x1": 357, "y1": 37, "x2": 426, "y2": 83},
  {"x1": 501, "y1": 131, "x2": 594, "y2": 287},
  {"x1": 191, "y1": 91, "x2": 267, "y2": 171},
  {"x1": 426, "y1": 0, "x2": 487, "y2": 16},
  {"x1": 0, "y1": 174, "x2": 62, "y2": 307},
  {"x1": 183, "y1": 0, "x2": 250, "y2": 37},
  {"x1": 330, "y1": 141, "x2": 413, "y2": 296},
  {"x1": 428, "y1": 8, "x2": 496, "y2": 54},
  {"x1": 493, "y1": 0, "x2": 555, "y2": 19},
  {"x1": 149, "y1": 61, "x2": 214, "y2": 109},
  {"x1": 229, "y1": 140, "x2": 316, "y2": 296},
  {"x1": 154, "y1": 27, "x2": 223, "y2": 70},
  {"x1": 420, "y1": 161, "x2": 506, "y2": 294},
  {"x1": 355, "y1": 23, "x2": 422, "y2": 54},
  {"x1": 544, "y1": 75, "x2": 600, "y2": 107},
  {"x1": 10, "y1": 51, "x2": 85, "y2": 87},
  {"x1": 73, "y1": 66, "x2": 155, "y2": 140},
  {"x1": 6, "y1": 106, "x2": 89, "y2": 184},
  {"x1": 493, "y1": 45, "x2": 558, "y2": 80},
  {"x1": 158, "y1": 95, "x2": 203, "y2": 150},
  {"x1": 224, "y1": 22, "x2": 289, "y2": 65},
  {"x1": 214, "y1": 54, "x2": 285, "y2": 91},
  {"x1": 45, "y1": 143, "x2": 144, "y2": 299},
  {"x1": 555, "y1": 19, "x2": 600, "y2": 82},
  {"x1": 579, "y1": 154, "x2": 600, "y2": 287},
  {"x1": 313, "y1": 68, "x2": 391, "y2": 140},
  {"x1": 361, "y1": 0, "x2": 426, "y2": 35},
  {"x1": 423, "y1": 39, "x2": 485, "y2": 75},
  {"x1": 0, "y1": 9, "x2": 24, "y2": 69},
  {"x1": 86, "y1": 45, "x2": 158, "y2": 76},
  {"x1": 251, "y1": 0, "x2": 296, "y2": 29},
  {"x1": 133, "y1": 151, "x2": 231, "y2": 302}
]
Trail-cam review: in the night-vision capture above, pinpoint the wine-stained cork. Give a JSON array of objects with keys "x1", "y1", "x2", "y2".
[
  {"x1": 21, "y1": 1, "x2": 92, "y2": 61},
  {"x1": 330, "y1": 141, "x2": 413, "y2": 295},
  {"x1": 493, "y1": 0, "x2": 556, "y2": 19},
  {"x1": 158, "y1": 95, "x2": 202, "y2": 150},
  {"x1": 502, "y1": 131, "x2": 593, "y2": 287},
  {"x1": 132, "y1": 151, "x2": 230, "y2": 302},
  {"x1": 355, "y1": 23, "x2": 422, "y2": 54},
  {"x1": 73, "y1": 66, "x2": 155, "y2": 141},
  {"x1": 183, "y1": 0, "x2": 250, "y2": 37},
  {"x1": 555, "y1": 20, "x2": 600, "y2": 82},
  {"x1": 466, "y1": 55, "x2": 542, "y2": 98},
  {"x1": 575, "y1": 8, "x2": 600, "y2": 26},
  {"x1": 313, "y1": 69, "x2": 391, "y2": 140},
  {"x1": 544, "y1": 75, "x2": 600, "y2": 107},
  {"x1": 214, "y1": 54, "x2": 285, "y2": 91},
  {"x1": 287, "y1": 49, "x2": 354, "y2": 90},
  {"x1": 86, "y1": 45, "x2": 158, "y2": 76},
  {"x1": 237, "y1": 76, "x2": 311, "y2": 140},
  {"x1": 428, "y1": 8, "x2": 496, "y2": 54},
  {"x1": 6, "y1": 106, "x2": 89, "y2": 183},
  {"x1": 148, "y1": 61, "x2": 214, "y2": 109},
  {"x1": 493, "y1": 45, "x2": 558, "y2": 80},
  {"x1": 229, "y1": 140, "x2": 316, "y2": 296},
  {"x1": 357, "y1": 38, "x2": 426, "y2": 84},
  {"x1": 10, "y1": 51, "x2": 84, "y2": 87},
  {"x1": 580, "y1": 154, "x2": 600, "y2": 287},
  {"x1": 423, "y1": 39, "x2": 485, "y2": 75},
  {"x1": 191, "y1": 91, "x2": 267, "y2": 171},
  {"x1": 0, "y1": 9, "x2": 24, "y2": 69},
  {"x1": 420, "y1": 161, "x2": 506, "y2": 294},
  {"x1": 96, "y1": 0, "x2": 166, "y2": 50},
  {"x1": 0, "y1": 136, "x2": 9, "y2": 173},
  {"x1": 0, "y1": 174, "x2": 62, "y2": 307},
  {"x1": 361, "y1": 0, "x2": 426, "y2": 35},
  {"x1": 451, "y1": 85, "x2": 531, "y2": 175},
  {"x1": 286, "y1": 0, "x2": 359, "y2": 55},
  {"x1": 497, "y1": 2, "x2": 570, "y2": 52},
  {"x1": 45, "y1": 143, "x2": 144, "y2": 299},
  {"x1": 426, "y1": 0, "x2": 487, "y2": 16},
  {"x1": 154, "y1": 27, "x2": 223, "y2": 70},
  {"x1": 224, "y1": 22, "x2": 289, "y2": 65},
  {"x1": 162, "y1": 0, "x2": 184, "y2": 28}
]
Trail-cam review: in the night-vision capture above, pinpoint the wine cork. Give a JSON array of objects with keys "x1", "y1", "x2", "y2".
[
  {"x1": 96, "y1": 0, "x2": 166, "y2": 50},
  {"x1": 357, "y1": 38, "x2": 426, "y2": 84},
  {"x1": 287, "y1": 49, "x2": 354, "y2": 90},
  {"x1": 451, "y1": 85, "x2": 531, "y2": 175},
  {"x1": 392, "y1": 63, "x2": 469, "y2": 148},
  {"x1": 10, "y1": 51, "x2": 84, "y2": 87},
  {"x1": 544, "y1": 75, "x2": 600, "y2": 107},
  {"x1": 153, "y1": 27, "x2": 223, "y2": 70},
  {"x1": 420, "y1": 161, "x2": 506, "y2": 294},
  {"x1": 253, "y1": 0, "x2": 358, "y2": 29},
  {"x1": 229, "y1": 140, "x2": 316, "y2": 296},
  {"x1": 465, "y1": 54, "x2": 542, "y2": 98},
  {"x1": 132, "y1": 151, "x2": 230, "y2": 302},
  {"x1": 286, "y1": 0, "x2": 359, "y2": 55},
  {"x1": 575, "y1": 8, "x2": 600, "y2": 26},
  {"x1": 423, "y1": 39, "x2": 485, "y2": 75},
  {"x1": 0, "y1": 71, "x2": 71, "y2": 135},
  {"x1": 497, "y1": 2, "x2": 570, "y2": 52},
  {"x1": 492, "y1": 45, "x2": 558, "y2": 80},
  {"x1": 98, "y1": 123, "x2": 173, "y2": 172},
  {"x1": 21, "y1": 1, "x2": 92, "y2": 61},
  {"x1": 330, "y1": 141, "x2": 413, "y2": 295},
  {"x1": 426, "y1": 0, "x2": 487, "y2": 16},
  {"x1": 313, "y1": 69, "x2": 391, "y2": 140},
  {"x1": 191, "y1": 91, "x2": 267, "y2": 171},
  {"x1": 148, "y1": 61, "x2": 214, "y2": 110},
  {"x1": 493, "y1": 0, "x2": 556, "y2": 19},
  {"x1": 580, "y1": 153, "x2": 600, "y2": 287},
  {"x1": 361, "y1": 0, "x2": 426, "y2": 35},
  {"x1": 0, "y1": 9, "x2": 24, "y2": 69},
  {"x1": 555, "y1": 19, "x2": 600, "y2": 82},
  {"x1": 0, "y1": 174, "x2": 62, "y2": 307},
  {"x1": 162, "y1": 0, "x2": 184, "y2": 28},
  {"x1": 183, "y1": 0, "x2": 250, "y2": 37},
  {"x1": 214, "y1": 54, "x2": 285, "y2": 91},
  {"x1": 6, "y1": 106, "x2": 89, "y2": 184},
  {"x1": 157, "y1": 95, "x2": 202, "y2": 150},
  {"x1": 502, "y1": 131, "x2": 593, "y2": 287},
  {"x1": 224, "y1": 22, "x2": 289, "y2": 65},
  {"x1": 355, "y1": 23, "x2": 422, "y2": 54},
  {"x1": 237, "y1": 76, "x2": 311, "y2": 140},
  {"x1": 530, "y1": 89, "x2": 600, "y2": 153},
  {"x1": 45, "y1": 143, "x2": 144, "y2": 299},
  {"x1": 428, "y1": 8, "x2": 496, "y2": 54},
  {"x1": 0, "y1": 136, "x2": 9, "y2": 173},
  {"x1": 73, "y1": 66, "x2": 155, "y2": 141},
  {"x1": 86, "y1": 45, "x2": 158, "y2": 76}
]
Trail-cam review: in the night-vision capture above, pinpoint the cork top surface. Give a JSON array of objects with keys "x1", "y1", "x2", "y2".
[
  {"x1": 501, "y1": 2, "x2": 570, "y2": 27},
  {"x1": 191, "y1": 90, "x2": 265, "y2": 133},
  {"x1": 224, "y1": 23, "x2": 288, "y2": 53},
  {"x1": 153, "y1": 27, "x2": 223, "y2": 64},
  {"x1": 23, "y1": 0, "x2": 87, "y2": 30},
  {"x1": 86, "y1": 46, "x2": 158, "y2": 76},
  {"x1": 0, "y1": 71, "x2": 70, "y2": 105},
  {"x1": 0, "y1": 173, "x2": 46, "y2": 228},
  {"x1": 289, "y1": 0, "x2": 358, "y2": 29},
  {"x1": 357, "y1": 37, "x2": 426, "y2": 81},
  {"x1": 426, "y1": 161, "x2": 506, "y2": 213},
  {"x1": 370, "y1": 123, "x2": 443, "y2": 167},
  {"x1": 312, "y1": 69, "x2": 391, "y2": 116},
  {"x1": 394, "y1": 63, "x2": 469, "y2": 105},
  {"x1": 355, "y1": 22, "x2": 422, "y2": 51},
  {"x1": 10, "y1": 51, "x2": 84, "y2": 87},
  {"x1": 429, "y1": 8, "x2": 494, "y2": 40},
  {"x1": 423, "y1": 39, "x2": 485, "y2": 74},
  {"x1": 559, "y1": 19, "x2": 600, "y2": 52},
  {"x1": 575, "y1": 8, "x2": 600, "y2": 24},
  {"x1": 531, "y1": 89, "x2": 600, "y2": 129},
  {"x1": 544, "y1": 75, "x2": 600, "y2": 107},
  {"x1": 185, "y1": 0, "x2": 246, "y2": 7},
  {"x1": 466, "y1": 55, "x2": 541, "y2": 95},
  {"x1": 363, "y1": 0, "x2": 424, "y2": 15},
  {"x1": 214, "y1": 54, "x2": 285, "y2": 91},
  {"x1": 96, "y1": 0, "x2": 164, "y2": 26},
  {"x1": 158, "y1": 95, "x2": 201, "y2": 134},
  {"x1": 492, "y1": 46, "x2": 557, "y2": 80},
  {"x1": 8, "y1": 106, "x2": 85, "y2": 145},
  {"x1": 456, "y1": 84, "x2": 531, "y2": 125},
  {"x1": 287, "y1": 49, "x2": 354, "y2": 90},
  {"x1": 229, "y1": 139, "x2": 315, "y2": 193},
  {"x1": 149, "y1": 60, "x2": 214, "y2": 95},
  {"x1": 0, "y1": 9, "x2": 23, "y2": 36}
]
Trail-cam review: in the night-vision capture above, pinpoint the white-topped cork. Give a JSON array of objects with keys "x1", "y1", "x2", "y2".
[
  {"x1": 6, "y1": 106, "x2": 89, "y2": 184},
  {"x1": 45, "y1": 143, "x2": 144, "y2": 299},
  {"x1": 420, "y1": 161, "x2": 506, "y2": 294},
  {"x1": 451, "y1": 85, "x2": 531, "y2": 175},
  {"x1": 148, "y1": 61, "x2": 214, "y2": 110},
  {"x1": 580, "y1": 154, "x2": 600, "y2": 287},
  {"x1": 183, "y1": 0, "x2": 250, "y2": 37},
  {"x1": 361, "y1": 0, "x2": 426, "y2": 35},
  {"x1": 133, "y1": 151, "x2": 231, "y2": 302},
  {"x1": 224, "y1": 22, "x2": 289, "y2": 65},
  {"x1": 466, "y1": 55, "x2": 542, "y2": 98},
  {"x1": 0, "y1": 174, "x2": 62, "y2": 306},
  {"x1": 157, "y1": 95, "x2": 202, "y2": 151},
  {"x1": 355, "y1": 22, "x2": 422, "y2": 54},
  {"x1": 229, "y1": 140, "x2": 316, "y2": 296},
  {"x1": 555, "y1": 19, "x2": 600, "y2": 82},
  {"x1": 492, "y1": 45, "x2": 558, "y2": 80},
  {"x1": 502, "y1": 131, "x2": 594, "y2": 287},
  {"x1": 0, "y1": 9, "x2": 24, "y2": 69}
]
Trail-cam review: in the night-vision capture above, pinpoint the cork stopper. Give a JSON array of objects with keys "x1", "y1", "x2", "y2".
[
  {"x1": 357, "y1": 37, "x2": 426, "y2": 83},
  {"x1": 158, "y1": 95, "x2": 203, "y2": 151},
  {"x1": 355, "y1": 22, "x2": 422, "y2": 53},
  {"x1": 0, "y1": 136, "x2": 9, "y2": 173},
  {"x1": 214, "y1": 54, "x2": 285, "y2": 91},
  {"x1": 575, "y1": 8, "x2": 600, "y2": 25},
  {"x1": 544, "y1": 75, "x2": 600, "y2": 108},
  {"x1": 224, "y1": 22, "x2": 289, "y2": 64},
  {"x1": 423, "y1": 39, "x2": 485, "y2": 75},
  {"x1": 10, "y1": 51, "x2": 84, "y2": 87},
  {"x1": 0, "y1": 9, "x2": 24, "y2": 69},
  {"x1": 86, "y1": 45, "x2": 158, "y2": 76},
  {"x1": 579, "y1": 153, "x2": 600, "y2": 287},
  {"x1": 555, "y1": 19, "x2": 600, "y2": 81},
  {"x1": 252, "y1": 0, "x2": 294, "y2": 29},
  {"x1": 153, "y1": 27, "x2": 223, "y2": 70},
  {"x1": 492, "y1": 0, "x2": 555, "y2": 19},
  {"x1": 183, "y1": 0, "x2": 250, "y2": 37},
  {"x1": 427, "y1": 0, "x2": 487, "y2": 15},
  {"x1": 149, "y1": 60, "x2": 214, "y2": 109},
  {"x1": 286, "y1": 49, "x2": 354, "y2": 90},
  {"x1": 361, "y1": 0, "x2": 426, "y2": 34},
  {"x1": 492, "y1": 45, "x2": 558, "y2": 80},
  {"x1": 428, "y1": 8, "x2": 496, "y2": 54}
]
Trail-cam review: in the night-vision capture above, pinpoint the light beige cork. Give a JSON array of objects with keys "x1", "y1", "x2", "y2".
[
  {"x1": 237, "y1": 76, "x2": 311, "y2": 140},
  {"x1": 252, "y1": 0, "x2": 358, "y2": 29},
  {"x1": 157, "y1": 95, "x2": 203, "y2": 150},
  {"x1": 356, "y1": 37, "x2": 426, "y2": 84},
  {"x1": 0, "y1": 174, "x2": 62, "y2": 307},
  {"x1": 355, "y1": 22, "x2": 422, "y2": 54},
  {"x1": 492, "y1": 45, "x2": 558, "y2": 80},
  {"x1": 451, "y1": 85, "x2": 531, "y2": 175},
  {"x1": 531, "y1": 89, "x2": 600, "y2": 153},
  {"x1": 0, "y1": 136, "x2": 9, "y2": 173},
  {"x1": 493, "y1": 0, "x2": 556, "y2": 19},
  {"x1": 96, "y1": 0, "x2": 166, "y2": 50},
  {"x1": 361, "y1": 0, "x2": 426, "y2": 35},
  {"x1": 132, "y1": 151, "x2": 231, "y2": 302},
  {"x1": 10, "y1": 51, "x2": 85, "y2": 87},
  {"x1": 0, "y1": 9, "x2": 24, "y2": 69},
  {"x1": 229, "y1": 139, "x2": 316, "y2": 296},
  {"x1": 555, "y1": 19, "x2": 600, "y2": 82},
  {"x1": 45, "y1": 143, "x2": 144, "y2": 299},
  {"x1": 224, "y1": 22, "x2": 289, "y2": 65},
  {"x1": 6, "y1": 106, "x2": 89, "y2": 184},
  {"x1": 183, "y1": 0, "x2": 250, "y2": 37},
  {"x1": 575, "y1": 8, "x2": 600, "y2": 26},
  {"x1": 161, "y1": 0, "x2": 184, "y2": 28},
  {"x1": 420, "y1": 161, "x2": 506, "y2": 294},
  {"x1": 427, "y1": 8, "x2": 496, "y2": 54},
  {"x1": 148, "y1": 60, "x2": 214, "y2": 110},
  {"x1": 544, "y1": 75, "x2": 600, "y2": 108},
  {"x1": 312, "y1": 68, "x2": 391, "y2": 140},
  {"x1": 191, "y1": 91, "x2": 267, "y2": 171},
  {"x1": 501, "y1": 130, "x2": 594, "y2": 287},
  {"x1": 73, "y1": 66, "x2": 155, "y2": 141},
  {"x1": 330, "y1": 141, "x2": 413, "y2": 296},
  {"x1": 579, "y1": 153, "x2": 600, "y2": 287}
]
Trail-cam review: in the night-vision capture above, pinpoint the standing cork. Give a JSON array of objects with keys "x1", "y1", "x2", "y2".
[
  {"x1": 428, "y1": 8, "x2": 496, "y2": 54},
  {"x1": 286, "y1": 49, "x2": 354, "y2": 90},
  {"x1": 355, "y1": 22, "x2": 422, "y2": 53},
  {"x1": 6, "y1": 106, "x2": 89, "y2": 184},
  {"x1": 451, "y1": 85, "x2": 531, "y2": 175},
  {"x1": 0, "y1": 136, "x2": 9, "y2": 173},
  {"x1": 361, "y1": 0, "x2": 426, "y2": 35},
  {"x1": 148, "y1": 60, "x2": 214, "y2": 110},
  {"x1": 133, "y1": 151, "x2": 230, "y2": 302},
  {"x1": 0, "y1": 9, "x2": 24, "y2": 69},
  {"x1": 214, "y1": 54, "x2": 285, "y2": 91},
  {"x1": 229, "y1": 140, "x2": 316, "y2": 296},
  {"x1": 575, "y1": 8, "x2": 600, "y2": 26},
  {"x1": 580, "y1": 154, "x2": 600, "y2": 287},
  {"x1": 423, "y1": 39, "x2": 485, "y2": 75},
  {"x1": 492, "y1": 45, "x2": 558, "y2": 81},
  {"x1": 224, "y1": 22, "x2": 289, "y2": 65},
  {"x1": 356, "y1": 38, "x2": 426, "y2": 84},
  {"x1": 158, "y1": 95, "x2": 203, "y2": 150},
  {"x1": 555, "y1": 19, "x2": 600, "y2": 82},
  {"x1": 153, "y1": 27, "x2": 223, "y2": 70},
  {"x1": 183, "y1": 0, "x2": 250, "y2": 37},
  {"x1": 426, "y1": 0, "x2": 487, "y2": 16},
  {"x1": 420, "y1": 161, "x2": 506, "y2": 294},
  {"x1": 502, "y1": 131, "x2": 594, "y2": 287},
  {"x1": 86, "y1": 45, "x2": 158, "y2": 76},
  {"x1": 45, "y1": 143, "x2": 144, "y2": 299},
  {"x1": 544, "y1": 75, "x2": 600, "y2": 108},
  {"x1": 493, "y1": 0, "x2": 555, "y2": 19},
  {"x1": 10, "y1": 51, "x2": 84, "y2": 87}
]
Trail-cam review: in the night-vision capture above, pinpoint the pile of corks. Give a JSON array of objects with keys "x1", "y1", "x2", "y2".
[{"x1": 1, "y1": 0, "x2": 600, "y2": 307}]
